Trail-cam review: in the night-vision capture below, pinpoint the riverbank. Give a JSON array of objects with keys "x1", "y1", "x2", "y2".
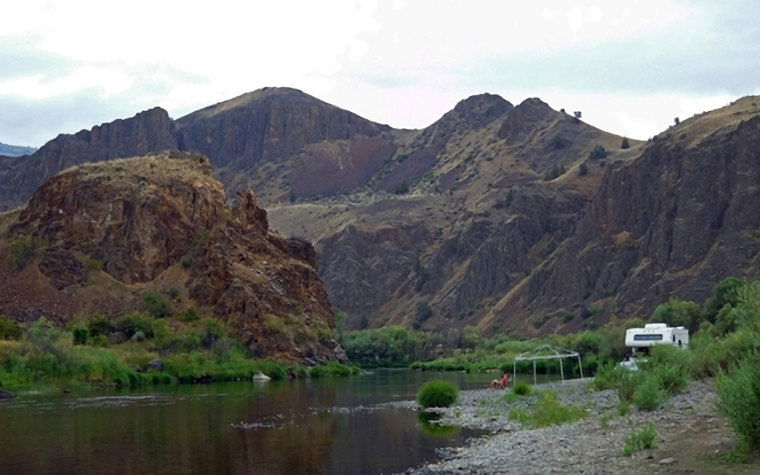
[{"x1": 410, "y1": 379, "x2": 760, "y2": 474}]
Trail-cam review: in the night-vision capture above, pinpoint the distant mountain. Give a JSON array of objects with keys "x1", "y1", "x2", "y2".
[
  {"x1": 3, "y1": 88, "x2": 758, "y2": 338},
  {"x1": 0, "y1": 142, "x2": 36, "y2": 157}
]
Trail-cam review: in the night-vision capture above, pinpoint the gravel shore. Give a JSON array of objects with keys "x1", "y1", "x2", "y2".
[{"x1": 406, "y1": 378, "x2": 748, "y2": 474}]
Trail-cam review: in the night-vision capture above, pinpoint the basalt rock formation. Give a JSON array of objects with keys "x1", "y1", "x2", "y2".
[
  {"x1": 4, "y1": 88, "x2": 758, "y2": 337},
  {"x1": 481, "y1": 97, "x2": 760, "y2": 333},
  {"x1": 0, "y1": 107, "x2": 177, "y2": 211},
  {"x1": 0, "y1": 151, "x2": 344, "y2": 363}
]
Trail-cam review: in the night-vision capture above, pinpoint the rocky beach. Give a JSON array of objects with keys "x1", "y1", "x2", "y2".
[{"x1": 407, "y1": 378, "x2": 757, "y2": 474}]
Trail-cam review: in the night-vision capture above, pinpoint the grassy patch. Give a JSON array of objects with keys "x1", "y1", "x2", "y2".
[
  {"x1": 509, "y1": 390, "x2": 587, "y2": 428},
  {"x1": 623, "y1": 422, "x2": 657, "y2": 456},
  {"x1": 309, "y1": 362, "x2": 362, "y2": 378}
]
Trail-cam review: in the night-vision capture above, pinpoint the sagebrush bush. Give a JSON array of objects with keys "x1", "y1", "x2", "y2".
[
  {"x1": 717, "y1": 356, "x2": 760, "y2": 452},
  {"x1": 417, "y1": 380, "x2": 459, "y2": 408},
  {"x1": 623, "y1": 422, "x2": 657, "y2": 456},
  {"x1": 513, "y1": 381, "x2": 531, "y2": 395}
]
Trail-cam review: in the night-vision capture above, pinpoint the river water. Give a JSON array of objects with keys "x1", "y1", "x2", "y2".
[{"x1": 0, "y1": 369, "x2": 495, "y2": 474}]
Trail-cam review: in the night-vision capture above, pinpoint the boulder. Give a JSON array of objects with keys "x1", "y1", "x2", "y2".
[
  {"x1": 252, "y1": 371, "x2": 271, "y2": 381},
  {"x1": 0, "y1": 390, "x2": 16, "y2": 400},
  {"x1": 145, "y1": 359, "x2": 164, "y2": 372}
]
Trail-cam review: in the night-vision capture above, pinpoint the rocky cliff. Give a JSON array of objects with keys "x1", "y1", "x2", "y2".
[
  {"x1": 8, "y1": 88, "x2": 758, "y2": 337},
  {"x1": 480, "y1": 96, "x2": 760, "y2": 333},
  {"x1": 0, "y1": 151, "x2": 343, "y2": 363},
  {"x1": 175, "y1": 87, "x2": 404, "y2": 202},
  {"x1": 0, "y1": 108, "x2": 177, "y2": 211},
  {"x1": 268, "y1": 93, "x2": 629, "y2": 330}
]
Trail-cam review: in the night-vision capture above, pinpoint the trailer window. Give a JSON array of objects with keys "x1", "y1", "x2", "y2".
[{"x1": 633, "y1": 334, "x2": 663, "y2": 341}]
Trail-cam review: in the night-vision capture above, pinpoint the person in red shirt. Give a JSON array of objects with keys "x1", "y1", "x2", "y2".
[{"x1": 489, "y1": 373, "x2": 510, "y2": 389}]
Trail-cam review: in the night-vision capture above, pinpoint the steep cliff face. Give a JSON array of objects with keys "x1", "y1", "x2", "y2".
[
  {"x1": 176, "y1": 87, "x2": 403, "y2": 201},
  {"x1": 482, "y1": 96, "x2": 760, "y2": 333},
  {"x1": 0, "y1": 108, "x2": 177, "y2": 211},
  {"x1": 0, "y1": 152, "x2": 342, "y2": 362}
]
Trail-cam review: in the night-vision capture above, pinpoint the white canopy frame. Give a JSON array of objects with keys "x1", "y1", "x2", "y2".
[{"x1": 513, "y1": 344, "x2": 584, "y2": 384}]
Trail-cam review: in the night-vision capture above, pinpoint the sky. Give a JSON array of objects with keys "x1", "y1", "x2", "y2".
[{"x1": 1, "y1": 0, "x2": 759, "y2": 147}]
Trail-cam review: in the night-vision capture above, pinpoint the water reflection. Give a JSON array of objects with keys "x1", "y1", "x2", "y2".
[
  {"x1": 416, "y1": 411, "x2": 461, "y2": 437},
  {"x1": 0, "y1": 370, "x2": 491, "y2": 474}
]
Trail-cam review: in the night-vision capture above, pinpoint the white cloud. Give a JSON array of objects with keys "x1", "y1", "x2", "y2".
[{"x1": 0, "y1": 0, "x2": 758, "y2": 145}]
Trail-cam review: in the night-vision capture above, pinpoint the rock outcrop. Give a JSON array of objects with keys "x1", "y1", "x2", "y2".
[
  {"x1": 10, "y1": 88, "x2": 758, "y2": 337},
  {"x1": 0, "y1": 151, "x2": 342, "y2": 362},
  {"x1": 0, "y1": 108, "x2": 178, "y2": 211},
  {"x1": 482, "y1": 96, "x2": 760, "y2": 333}
]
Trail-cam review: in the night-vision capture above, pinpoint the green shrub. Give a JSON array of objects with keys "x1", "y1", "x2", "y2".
[
  {"x1": 0, "y1": 315, "x2": 21, "y2": 340},
  {"x1": 87, "y1": 314, "x2": 113, "y2": 337},
  {"x1": 621, "y1": 137, "x2": 630, "y2": 149},
  {"x1": 72, "y1": 326, "x2": 89, "y2": 345},
  {"x1": 691, "y1": 328, "x2": 758, "y2": 377},
  {"x1": 716, "y1": 356, "x2": 760, "y2": 452},
  {"x1": 623, "y1": 422, "x2": 657, "y2": 456},
  {"x1": 588, "y1": 144, "x2": 608, "y2": 160},
  {"x1": 647, "y1": 345, "x2": 692, "y2": 393},
  {"x1": 592, "y1": 363, "x2": 643, "y2": 402},
  {"x1": 10, "y1": 236, "x2": 35, "y2": 272},
  {"x1": 513, "y1": 381, "x2": 532, "y2": 395},
  {"x1": 142, "y1": 292, "x2": 172, "y2": 318},
  {"x1": 118, "y1": 313, "x2": 167, "y2": 340},
  {"x1": 417, "y1": 380, "x2": 459, "y2": 408},
  {"x1": 178, "y1": 307, "x2": 200, "y2": 322},
  {"x1": 633, "y1": 373, "x2": 665, "y2": 411},
  {"x1": 509, "y1": 391, "x2": 587, "y2": 428},
  {"x1": 617, "y1": 401, "x2": 630, "y2": 417}
]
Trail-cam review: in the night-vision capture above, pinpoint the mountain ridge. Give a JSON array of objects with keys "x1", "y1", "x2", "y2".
[{"x1": 3, "y1": 88, "x2": 757, "y2": 338}]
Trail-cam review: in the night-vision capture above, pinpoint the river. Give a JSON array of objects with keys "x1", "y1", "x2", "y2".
[{"x1": 0, "y1": 369, "x2": 496, "y2": 474}]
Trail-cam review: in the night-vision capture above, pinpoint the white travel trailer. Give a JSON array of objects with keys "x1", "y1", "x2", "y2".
[{"x1": 625, "y1": 323, "x2": 689, "y2": 354}]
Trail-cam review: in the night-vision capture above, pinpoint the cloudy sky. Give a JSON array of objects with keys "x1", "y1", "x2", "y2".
[{"x1": 1, "y1": 0, "x2": 758, "y2": 147}]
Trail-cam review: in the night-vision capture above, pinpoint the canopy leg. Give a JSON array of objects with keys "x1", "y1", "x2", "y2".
[
  {"x1": 533, "y1": 360, "x2": 537, "y2": 385},
  {"x1": 559, "y1": 357, "x2": 564, "y2": 382}
]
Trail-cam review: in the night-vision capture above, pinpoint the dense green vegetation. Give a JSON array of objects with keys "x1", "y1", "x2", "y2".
[
  {"x1": 341, "y1": 326, "x2": 443, "y2": 367},
  {"x1": 717, "y1": 356, "x2": 760, "y2": 456},
  {"x1": 0, "y1": 313, "x2": 358, "y2": 394},
  {"x1": 417, "y1": 380, "x2": 459, "y2": 408}
]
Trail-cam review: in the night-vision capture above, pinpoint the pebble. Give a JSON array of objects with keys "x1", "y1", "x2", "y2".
[{"x1": 407, "y1": 379, "x2": 717, "y2": 474}]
